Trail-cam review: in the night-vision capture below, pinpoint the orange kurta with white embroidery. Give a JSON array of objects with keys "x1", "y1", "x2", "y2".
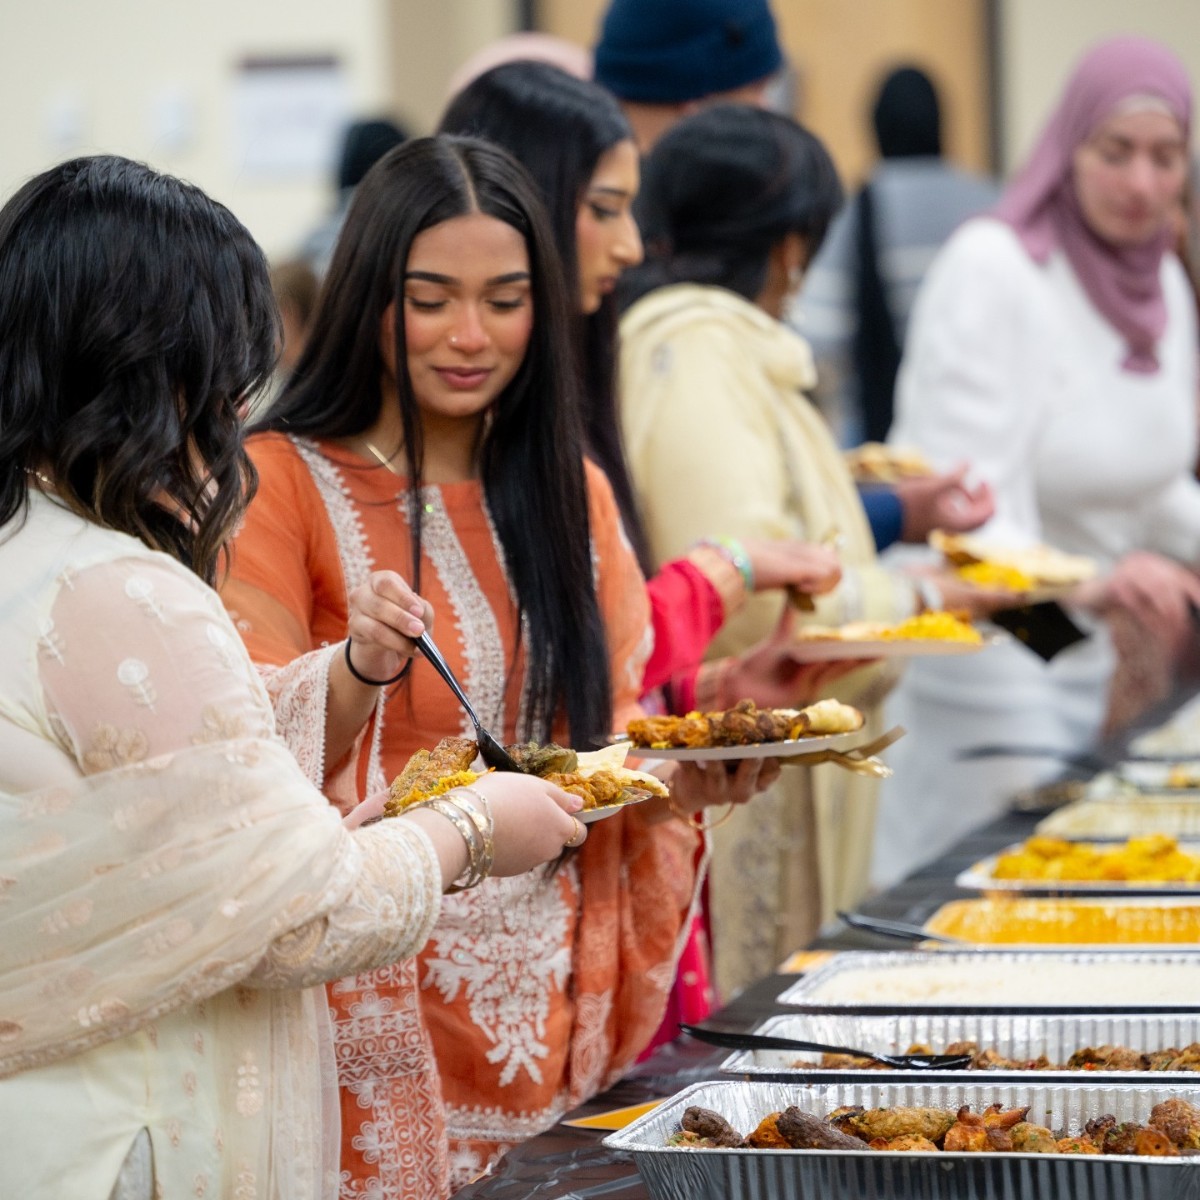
[{"x1": 223, "y1": 434, "x2": 699, "y2": 1196}]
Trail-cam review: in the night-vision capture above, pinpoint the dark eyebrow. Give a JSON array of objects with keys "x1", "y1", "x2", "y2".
[{"x1": 404, "y1": 270, "x2": 531, "y2": 286}]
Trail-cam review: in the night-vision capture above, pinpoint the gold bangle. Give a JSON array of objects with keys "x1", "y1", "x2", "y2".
[
  {"x1": 445, "y1": 788, "x2": 495, "y2": 881},
  {"x1": 666, "y1": 792, "x2": 703, "y2": 826},
  {"x1": 425, "y1": 797, "x2": 487, "y2": 891},
  {"x1": 701, "y1": 802, "x2": 738, "y2": 831}
]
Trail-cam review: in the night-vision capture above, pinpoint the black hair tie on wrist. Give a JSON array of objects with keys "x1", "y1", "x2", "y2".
[{"x1": 344, "y1": 638, "x2": 411, "y2": 687}]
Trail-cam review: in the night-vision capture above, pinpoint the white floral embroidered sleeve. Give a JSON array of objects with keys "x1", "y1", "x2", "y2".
[{"x1": 38, "y1": 555, "x2": 442, "y2": 985}]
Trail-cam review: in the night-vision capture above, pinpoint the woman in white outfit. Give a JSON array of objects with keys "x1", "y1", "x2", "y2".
[{"x1": 876, "y1": 37, "x2": 1200, "y2": 886}]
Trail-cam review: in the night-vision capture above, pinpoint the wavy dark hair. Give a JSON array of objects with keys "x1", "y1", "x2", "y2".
[
  {"x1": 624, "y1": 104, "x2": 844, "y2": 307},
  {"x1": 0, "y1": 155, "x2": 277, "y2": 584},
  {"x1": 259, "y1": 136, "x2": 612, "y2": 747},
  {"x1": 439, "y1": 61, "x2": 653, "y2": 573}
]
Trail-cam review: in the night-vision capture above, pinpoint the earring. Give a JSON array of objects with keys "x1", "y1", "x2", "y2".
[{"x1": 786, "y1": 264, "x2": 804, "y2": 292}]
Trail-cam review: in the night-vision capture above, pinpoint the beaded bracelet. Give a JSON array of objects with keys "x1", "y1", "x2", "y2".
[
  {"x1": 343, "y1": 638, "x2": 411, "y2": 687},
  {"x1": 697, "y1": 537, "x2": 755, "y2": 592}
]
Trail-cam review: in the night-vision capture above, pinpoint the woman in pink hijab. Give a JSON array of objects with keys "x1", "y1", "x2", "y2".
[{"x1": 875, "y1": 36, "x2": 1200, "y2": 887}]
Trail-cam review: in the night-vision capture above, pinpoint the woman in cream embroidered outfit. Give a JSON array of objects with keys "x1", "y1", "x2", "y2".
[
  {"x1": 0, "y1": 156, "x2": 581, "y2": 1200},
  {"x1": 223, "y1": 137, "x2": 751, "y2": 1194}
]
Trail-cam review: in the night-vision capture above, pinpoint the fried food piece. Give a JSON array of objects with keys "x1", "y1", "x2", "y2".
[
  {"x1": 505, "y1": 741, "x2": 577, "y2": 775},
  {"x1": 543, "y1": 766, "x2": 666, "y2": 811},
  {"x1": 1149, "y1": 1099, "x2": 1200, "y2": 1149},
  {"x1": 679, "y1": 1106, "x2": 744, "y2": 1148},
  {"x1": 943, "y1": 1104, "x2": 1030, "y2": 1152},
  {"x1": 942, "y1": 1112, "x2": 990, "y2": 1153},
  {"x1": 1134, "y1": 1128, "x2": 1179, "y2": 1157},
  {"x1": 745, "y1": 1113, "x2": 791, "y2": 1149},
  {"x1": 1057, "y1": 1136, "x2": 1101, "y2": 1155},
  {"x1": 776, "y1": 1106, "x2": 868, "y2": 1151},
  {"x1": 385, "y1": 736, "x2": 479, "y2": 814},
  {"x1": 1148, "y1": 1045, "x2": 1200, "y2": 1072},
  {"x1": 1010, "y1": 1123, "x2": 1058, "y2": 1153},
  {"x1": 868, "y1": 1135, "x2": 939, "y2": 1152},
  {"x1": 832, "y1": 1105, "x2": 957, "y2": 1145},
  {"x1": 1098, "y1": 1122, "x2": 1150, "y2": 1156},
  {"x1": 1067, "y1": 1044, "x2": 1149, "y2": 1071},
  {"x1": 625, "y1": 715, "x2": 679, "y2": 748}
]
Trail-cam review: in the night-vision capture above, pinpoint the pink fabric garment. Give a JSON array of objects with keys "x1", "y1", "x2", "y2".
[{"x1": 994, "y1": 36, "x2": 1192, "y2": 373}]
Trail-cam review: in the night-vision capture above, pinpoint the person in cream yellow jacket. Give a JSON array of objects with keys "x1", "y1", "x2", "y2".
[{"x1": 619, "y1": 106, "x2": 997, "y2": 995}]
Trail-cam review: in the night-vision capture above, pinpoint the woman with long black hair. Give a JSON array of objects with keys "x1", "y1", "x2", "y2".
[
  {"x1": 221, "y1": 135, "x2": 746, "y2": 1194},
  {"x1": 0, "y1": 154, "x2": 580, "y2": 1200}
]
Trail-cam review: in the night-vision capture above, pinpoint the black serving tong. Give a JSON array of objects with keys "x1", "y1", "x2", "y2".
[
  {"x1": 413, "y1": 632, "x2": 523, "y2": 773},
  {"x1": 836, "y1": 910, "x2": 962, "y2": 945},
  {"x1": 679, "y1": 1024, "x2": 972, "y2": 1071}
]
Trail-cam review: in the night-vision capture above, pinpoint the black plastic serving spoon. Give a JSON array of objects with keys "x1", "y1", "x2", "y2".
[{"x1": 679, "y1": 1024, "x2": 972, "y2": 1071}]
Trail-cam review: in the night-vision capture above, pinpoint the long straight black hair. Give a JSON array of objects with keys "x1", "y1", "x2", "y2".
[
  {"x1": 439, "y1": 61, "x2": 654, "y2": 574},
  {"x1": 0, "y1": 155, "x2": 277, "y2": 584},
  {"x1": 259, "y1": 136, "x2": 612, "y2": 748}
]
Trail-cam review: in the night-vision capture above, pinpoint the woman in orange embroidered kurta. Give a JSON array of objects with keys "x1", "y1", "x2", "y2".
[{"x1": 222, "y1": 137, "x2": 701, "y2": 1198}]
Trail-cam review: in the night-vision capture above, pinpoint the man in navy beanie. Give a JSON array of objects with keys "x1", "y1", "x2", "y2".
[{"x1": 593, "y1": 0, "x2": 784, "y2": 151}]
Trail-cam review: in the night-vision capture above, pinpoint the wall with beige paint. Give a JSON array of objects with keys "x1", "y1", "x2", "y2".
[
  {"x1": 0, "y1": 0, "x2": 514, "y2": 260},
  {"x1": 998, "y1": 0, "x2": 1200, "y2": 172}
]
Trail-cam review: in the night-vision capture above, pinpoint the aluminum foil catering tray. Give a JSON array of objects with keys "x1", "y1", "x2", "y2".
[
  {"x1": 776, "y1": 950, "x2": 1200, "y2": 1012},
  {"x1": 604, "y1": 1078, "x2": 1200, "y2": 1200},
  {"x1": 1039, "y1": 799, "x2": 1200, "y2": 839},
  {"x1": 720, "y1": 1011, "x2": 1200, "y2": 1083},
  {"x1": 957, "y1": 842, "x2": 1200, "y2": 896}
]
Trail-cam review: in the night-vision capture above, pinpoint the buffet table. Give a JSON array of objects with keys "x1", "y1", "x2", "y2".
[{"x1": 452, "y1": 804, "x2": 1048, "y2": 1198}]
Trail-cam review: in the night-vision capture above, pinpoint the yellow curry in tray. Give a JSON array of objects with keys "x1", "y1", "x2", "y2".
[
  {"x1": 989, "y1": 835, "x2": 1200, "y2": 884},
  {"x1": 926, "y1": 897, "x2": 1200, "y2": 946}
]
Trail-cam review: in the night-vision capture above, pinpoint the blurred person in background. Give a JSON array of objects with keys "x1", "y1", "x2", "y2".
[
  {"x1": 592, "y1": 0, "x2": 784, "y2": 153},
  {"x1": 796, "y1": 65, "x2": 1000, "y2": 446},
  {"x1": 298, "y1": 116, "x2": 408, "y2": 278},
  {"x1": 877, "y1": 37, "x2": 1200, "y2": 888},
  {"x1": 617, "y1": 105, "x2": 1008, "y2": 998}
]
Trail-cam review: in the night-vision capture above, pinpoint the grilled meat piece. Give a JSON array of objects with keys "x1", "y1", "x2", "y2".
[
  {"x1": 679, "y1": 1106, "x2": 744, "y2": 1148},
  {"x1": 776, "y1": 1106, "x2": 868, "y2": 1151}
]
